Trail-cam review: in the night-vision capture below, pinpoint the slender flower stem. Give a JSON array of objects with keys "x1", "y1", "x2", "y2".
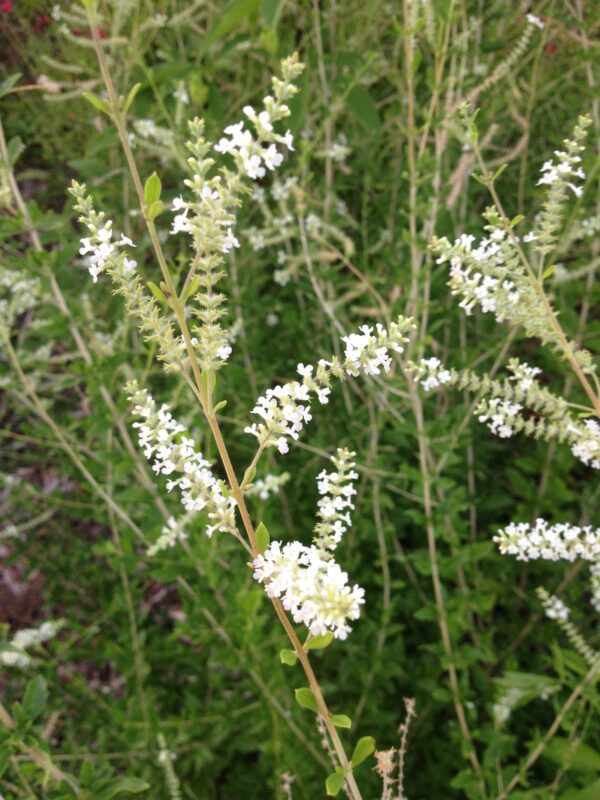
[{"x1": 86, "y1": 8, "x2": 363, "y2": 796}]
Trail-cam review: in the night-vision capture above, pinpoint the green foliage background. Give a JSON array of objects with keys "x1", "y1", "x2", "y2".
[{"x1": 1, "y1": 1, "x2": 599, "y2": 798}]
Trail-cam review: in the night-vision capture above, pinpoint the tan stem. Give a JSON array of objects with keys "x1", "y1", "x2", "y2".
[{"x1": 87, "y1": 9, "x2": 363, "y2": 795}]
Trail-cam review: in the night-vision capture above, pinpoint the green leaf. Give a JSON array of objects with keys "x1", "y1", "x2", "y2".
[
  {"x1": 0, "y1": 73, "x2": 21, "y2": 100},
  {"x1": 103, "y1": 777, "x2": 150, "y2": 798},
  {"x1": 562, "y1": 779, "x2": 600, "y2": 800},
  {"x1": 330, "y1": 714, "x2": 352, "y2": 729},
  {"x1": 7, "y1": 136, "x2": 24, "y2": 167},
  {"x1": 0, "y1": 746, "x2": 10, "y2": 779},
  {"x1": 261, "y1": 0, "x2": 286, "y2": 27},
  {"x1": 542, "y1": 737, "x2": 600, "y2": 773},
  {"x1": 351, "y1": 736, "x2": 375, "y2": 767},
  {"x1": 146, "y1": 200, "x2": 165, "y2": 221},
  {"x1": 182, "y1": 274, "x2": 202, "y2": 303},
  {"x1": 188, "y1": 74, "x2": 209, "y2": 107},
  {"x1": 241, "y1": 464, "x2": 256, "y2": 488},
  {"x1": 306, "y1": 631, "x2": 334, "y2": 650},
  {"x1": 198, "y1": 0, "x2": 261, "y2": 58},
  {"x1": 347, "y1": 86, "x2": 380, "y2": 133},
  {"x1": 325, "y1": 770, "x2": 345, "y2": 796},
  {"x1": 23, "y1": 676, "x2": 48, "y2": 721},
  {"x1": 124, "y1": 83, "x2": 142, "y2": 113},
  {"x1": 213, "y1": 400, "x2": 228, "y2": 413},
  {"x1": 542, "y1": 264, "x2": 555, "y2": 280},
  {"x1": 144, "y1": 172, "x2": 162, "y2": 206},
  {"x1": 147, "y1": 281, "x2": 167, "y2": 305},
  {"x1": 81, "y1": 92, "x2": 112, "y2": 115},
  {"x1": 294, "y1": 687, "x2": 318, "y2": 712},
  {"x1": 510, "y1": 214, "x2": 524, "y2": 226},
  {"x1": 493, "y1": 163, "x2": 508, "y2": 181},
  {"x1": 280, "y1": 649, "x2": 298, "y2": 666},
  {"x1": 255, "y1": 521, "x2": 270, "y2": 554}
]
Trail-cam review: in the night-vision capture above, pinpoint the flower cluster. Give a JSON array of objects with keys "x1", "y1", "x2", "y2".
[
  {"x1": 542, "y1": 594, "x2": 570, "y2": 622},
  {"x1": 127, "y1": 383, "x2": 236, "y2": 538},
  {"x1": 78, "y1": 217, "x2": 136, "y2": 284},
  {"x1": 537, "y1": 588, "x2": 599, "y2": 665},
  {"x1": 252, "y1": 450, "x2": 363, "y2": 639},
  {"x1": 1, "y1": 620, "x2": 63, "y2": 670},
  {"x1": 70, "y1": 183, "x2": 184, "y2": 371},
  {"x1": 252, "y1": 540, "x2": 364, "y2": 639},
  {"x1": 147, "y1": 515, "x2": 190, "y2": 557},
  {"x1": 508, "y1": 361, "x2": 542, "y2": 391},
  {"x1": 167, "y1": 56, "x2": 304, "y2": 373},
  {"x1": 246, "y1": 472, "x2": 290, "y2": 501},
  {"x1": 476, "y1": 397, "x2": 523, "y2": 438},
  {"x1": 533, "y1": 116, "x2": 591, "y2": 255},
  {"x1": 494, "y1": 518, "x2": 600, "y2": 562},
  {"x1": 313, "y1": 448, "x2": 358, "y2": 556},
  {"x1": 411, "y1": 356, "x2": 452, "y2": 391},
  {"x1": 213, "y1": 53, "x2": 302, "y2": 181},
  {"x1": 0, "y1": 268, "x2": 41, "y2": 327},
  {"x1": 341, "y1": 322, "x2": 407, "y2": 376},
  {"x1": 569, "y1": 418, "x2": 600, "y2": 470},
  {"x1": 245, "y1": 318, "x2": 413, "y2": 454},
  {"x1": 432, "y1": 227, "x2": 528, "y2": 324}
]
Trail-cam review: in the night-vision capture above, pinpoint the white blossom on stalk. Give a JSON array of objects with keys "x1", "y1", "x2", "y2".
[
  {"x1": 526, "y1": 14, "x2": 544, "y2": 29},
  {"x1": 1, "y1": 620, "x2": 63, "y2": 670},
  {"x1": 127, "y1": 383, "x2": 236, "y2": 538},
  {"x1": 494, "y1": 519, "x2": 600, "y2": 562},
  {"x1": 543, "y1": 594, "x2": 570, "y2": 622},
  {"x1": 252, "y1": 449, "x2": 363, "y2": 638},
  {"x1": 313, "y1": 449, "x2": 358, "y2": 556},
  {"x1": 245, "y1": 318, "x2": 413, "y2": 455},
  {"x1": 147, "y1": 515, "x2": 190, "y2": 556},
  {"x1": 252, "y1": 541, "x2": 364, "y2": 639},
  {"x1": 246, "y1": 472, "x2": 290, "y2": 500},
  {"x1": 508, "y1": 361, "x2": 542, "y2": 391},
  {"x1": 411, "y1": 357, "x2": 452, "y2": 391},
  {"x1": 477, "y1": 398, "x2": 522, "y2": 438},
  {"x1": 569, "y1": 418, "x2": 600, "y2": 470},
  {"x1": 213, "y1": 55, "x2": 303, "y2": 182},
  {"x1": 78, "y1": 217, "x2": 136, "y2": 283}
]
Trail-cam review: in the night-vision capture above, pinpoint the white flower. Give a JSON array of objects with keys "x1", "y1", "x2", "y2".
[
  {"x1": 246, "y1": 319, "x2": 412, "y2": 454},
  {"x1": 148, "y1": 516, "x2": 189, "y2": 556},
  {"x1": 570, "y1": 419, "x2": 600, "y2": 469},
  {"x1": 526, "y1": 14, "x2": 545, "y2": 29},
  {"x1": 477, "y1": 398, "x2": 522, "y2": 438},
  {"x1": 281, "y1": 130, "x2": 294, "y2": 150},
  {"x1": 263, "y1": 144, "x2": 283, "y2": 171},
  {"x1": 221, "y1": 228, "x2": 240, "y2": 253},
  {"x1": 494, "y1": 518, "x2": 600, "y2": 562},
  {"x1": 507, "y1": 361, "x2": 542, "y2": 392},
  {"x1": 1, "y1": 620, "x2": 63, "y2": 670},
  {"x1": 252, "y1": 541, "x2": 365, "y2": 639},
  {"x1": 128, "y1": 385, "x2": 237, "y2": 537},
  {"x1": 313, "y1": 449, "x2": 358, "y2": 556},
  {"x1": 543, "y1": 594, "x2": 570, "y2": 622},
  {"x1": 246, "y1": 472, "x2": 290, "y2": 501},
  {"x1": 413, "y1": 357, "x2": 453, "y2": 391}
]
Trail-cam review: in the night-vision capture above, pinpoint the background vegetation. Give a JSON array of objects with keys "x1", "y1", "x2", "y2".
[{"x1": 1, "y1": 1, "x2": 599, "y2": 798}]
